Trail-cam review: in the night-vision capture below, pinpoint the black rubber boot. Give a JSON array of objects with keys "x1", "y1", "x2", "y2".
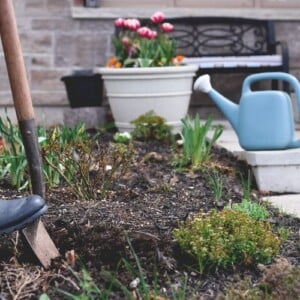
[{"x1": 0, "y1": 195, "x2": 47, "y2": 234}]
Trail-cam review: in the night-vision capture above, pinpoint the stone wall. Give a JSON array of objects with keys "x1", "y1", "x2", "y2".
[{"x1": 1, "y1": 1, "x2": 300, "y2": 125}]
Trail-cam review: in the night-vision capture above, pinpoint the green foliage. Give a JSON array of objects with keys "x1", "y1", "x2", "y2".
[
  {"x1": 240, "y1": 170, "x2": 252, "y2": 201},
  {"x1": 57, "y1": 267, "x2": 106, "y2": 300},
  {"x1": 208, "y1": 170, "x2": 224, "y2": 201},
  {"x1": 43, "y1": 138, "x2": 134, "y2": 201},
  {"x1": 131, "y1": 111, "x2": 174, "y2": 142},
  {"x1": 225, "y1": 171, "x2": 269, "y2": 221},
  {"x1": 173, "y1": 209, "x2": 282, "y2": 274},
  {"x1": 0, "y1": 115, "x2": 30, "y2": 190},
  {"x1": 176, "y1": 115, "x2": 222, "y2": 170},
  {"x1": 0, "y1": 118, "x2": 133, "y2": 200},
  {"x1": 40, "y1": 123, "x2": 91, "y2": 189},
  {"x1": 113, "y1": 131, "x2": 132, "y2": 143},
  {"x1": 228, "y1": 198, "x2": 269, "y2": 221}
]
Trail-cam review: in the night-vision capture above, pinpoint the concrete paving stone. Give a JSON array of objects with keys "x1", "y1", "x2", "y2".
[
  {"x1": 262, "y1": 194, "x2": 300, "y2": 219},
  {"x1": 209, "y1": 119, "x2": 300, "y2": 218}
]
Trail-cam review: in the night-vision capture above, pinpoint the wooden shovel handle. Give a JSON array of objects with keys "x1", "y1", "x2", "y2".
[
  {"x1": 0, "y1": 0, "x2": 44, "y2": 197},
  {"x1": 0, "y1": 0, "x2": 34, "y2": 121}
]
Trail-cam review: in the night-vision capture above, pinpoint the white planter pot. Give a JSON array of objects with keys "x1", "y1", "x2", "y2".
[{"x1": 95, "y1": 65, "x2": 198, "y2": 133}]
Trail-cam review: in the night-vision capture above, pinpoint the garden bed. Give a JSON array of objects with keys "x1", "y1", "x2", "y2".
[{"x1": 0, "y1": 130, "x2": 299, "y2": 299}]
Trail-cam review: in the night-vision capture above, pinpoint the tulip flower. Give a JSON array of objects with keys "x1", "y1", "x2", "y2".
[
  {"x1": 115, "y1": 18, "x2": 125, "y2": 28},
  {"x1": 151, "y1": 11, "x2": 165, "y2": 24},
  {"x1": 124, "y1": 18, "x2": 141, "y2": 30},
  {"x1": 137, "y1": 26, "x2": 151, "y2": 38},
  {"x1": 161, "y1": 22, "x2": 174, "y2": 33},
  {"x1": 110, "y1": 12, "x2": 181, "y2": 67}
]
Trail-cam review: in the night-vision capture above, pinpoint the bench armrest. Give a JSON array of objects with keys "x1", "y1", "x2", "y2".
[{"x1": 274, "y1": 40, "x2": 289, "y2": 73}]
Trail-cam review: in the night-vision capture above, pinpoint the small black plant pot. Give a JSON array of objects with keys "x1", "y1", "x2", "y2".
[
  {"x1": 61, "y1": 70, "x2": 103, "y2": 108},
  {"x1": 84, "y1": 0, "x2": 100, "y2": 7}
]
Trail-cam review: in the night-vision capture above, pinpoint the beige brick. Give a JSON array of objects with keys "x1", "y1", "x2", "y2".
[
  {"x1": 78, "y1": 20, "x2": 115, "y2": 33},
  {"x1": 31, "y1": 91, "x2": 68, "y2": 106},
  {"x1": 31, "y1": 18, "x2": 75, "y2": 31},
  {"x1": 20, "y1": 32, "x2": 52, "y2": 53},
  {"x1": 45, "y1": 0, "x2": 70, "y2": 16},
  {"x1": 31, "y1": 69, "x2": 68, "y2": 90},
  {"x1": 0, "y1": 92, "x2": 13, "y2": 106},
  {"x1": 25, "y1": 0, "x2": 46, "y2": 8},
  {"x1": 0, "y1": 58, "x2": 10, "y2": 92},
  {"x1": 31, "y1": 55, "x2": 53, "y2": 68},
  {"x1": 55, "y1": 33, "x2": 107, "y2": 67},
  {"x1": 55, "y1": 34, "x2": 77, "y2": 66},
  {"x1": 275, "y1": 22, "x2": 300, "y2": 68}
]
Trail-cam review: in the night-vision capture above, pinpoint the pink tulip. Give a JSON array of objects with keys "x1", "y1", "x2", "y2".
[
  {"x1": 147, "y1": 30, "x2": 158, "y2": 39},
  {"x1": 161, "y1": 22, "x2": 174, "y2": 33},
  {"x1": 137, "y1": 26, "x2": 151, "y2": 38},
  {"x1": 124, "y1": 18, "x2": 141, "y2": 31},
  {"x1": 151, "y1": 11, "x2": 165, "y2": 24},
  {"x1": 121, "y1": 36, "x2": 131, "y2": 47},
  {"x1": 114, "y1": 18, "x2": 125, "y2": 28}
]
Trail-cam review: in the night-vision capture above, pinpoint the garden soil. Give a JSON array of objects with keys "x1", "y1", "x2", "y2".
[{"x1": 0, "y1": 132, "x2": 299, "y2": 299}]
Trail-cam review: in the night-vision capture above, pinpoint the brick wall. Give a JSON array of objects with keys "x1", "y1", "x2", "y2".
[{"x1": 1, "y1": 1, "x2": 300, "y2": 125}]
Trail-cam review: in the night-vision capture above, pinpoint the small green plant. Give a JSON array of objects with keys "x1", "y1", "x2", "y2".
[
  {"x1": 208, "y1": 170, "x2": 224, "y2": 201},
  {"x1": 57, "y1": 267, "x2": 107, "y2": 299},
  {"x1": 226, "y1": 171, "x2": 269, "y2": 221},
  {"x1": 228, "y1": 198, "x2": 269, "y2": 221},
  {"x1": 240, "y1": 170, "x2": 252, "y2": 201},
  {"x1": 113, "y1": 131, "x2": 132, "y2": 143},
  {"x1": 44, "y1": 140, "x2": 134, "y2": 200},
  {"x1": 131, "y1": 111, "x2": 174, "y2": 142},
  {"x1": 40, "y1": 123, "x2": 91, "y2": 189},
  {"x1": 175, "y1": 115, "x2": 222, "y2": 170},
  {"x1": 0, "y1": 115, "x2": 30, "y2": 190},
  {"x1": 173, "y1": 209, "x2": 282, "y2": 274}
]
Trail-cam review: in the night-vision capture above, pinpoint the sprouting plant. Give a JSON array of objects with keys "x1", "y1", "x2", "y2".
[
  {"x1": 175, "y1": 115, "x2": 222, "y2": 170},
  {"x1": 40, "y1": 123, "x2": 92, "y2": 190},
  {"x1": 240, "y1": 170, "x2": 252, "y2": 201},
  {"x1": 131, "y1": 110, "x2": 174, "y2": 142},
  {"x1": 113, "y1": 131, "x2": 132, "y2": 143},
  {"x1": 56, "y1": 267, "x2": 107, "y2": 300},
  {"x1": 228, "y1": 198, "x2": 270, "y2": 221},
  {"x1": 44, "y1": 139, "x2": 134, "y2": 200},
  {"x1": 226, "y1": 171, "x2": 269, "y2": 221},
  {"x1": 173, "y1": 209, "x2": 282, "y2": 274},
  {"x1": 0, "y1": 115, "x2": 29, "y2": 190},
  {"x1": 208, "y1": 170, "x2": 224, "y2": 201}
]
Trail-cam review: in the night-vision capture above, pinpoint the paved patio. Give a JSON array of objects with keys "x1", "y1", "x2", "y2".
[{"x1": 210, "y1": 119, "x2": 300, "y2": 219}]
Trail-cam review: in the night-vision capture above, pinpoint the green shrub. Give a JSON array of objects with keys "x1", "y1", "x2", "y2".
[
  {"x1": 130, "y1": 111, "x2": 174, "y2": 142},
  {"x1": 173, "y1": 209, "x2": 281, "y2": 274},
  {"x1": 175, "y1": 115, "x2": 222, "y2": 170}
]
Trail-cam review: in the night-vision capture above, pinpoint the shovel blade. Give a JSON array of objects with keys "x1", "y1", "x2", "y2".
[{"x1": 22, "y1": 218, "x2": 60, "y2": 268}]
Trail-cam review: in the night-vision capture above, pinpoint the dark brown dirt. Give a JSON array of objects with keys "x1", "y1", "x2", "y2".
[{"x1": 0, "y1": 132, "x2": 299, "y2": 299}]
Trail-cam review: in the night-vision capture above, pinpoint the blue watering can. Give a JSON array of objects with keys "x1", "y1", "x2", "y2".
[{"x1": 194, "y1": 72, "x2": 300, "y2": 151}]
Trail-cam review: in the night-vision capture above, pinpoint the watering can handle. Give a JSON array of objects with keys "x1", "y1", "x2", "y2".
[{"x1": 242, "y1": 72, "x2": 300, "y2": 106}]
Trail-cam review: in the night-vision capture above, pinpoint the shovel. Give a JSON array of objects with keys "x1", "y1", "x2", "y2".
[{"x1": 0, "y1": 0, "x2": 59, "y2": 268}]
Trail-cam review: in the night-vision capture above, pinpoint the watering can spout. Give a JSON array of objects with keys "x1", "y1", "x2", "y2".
[{"x1": 194, "y1": 75, "x2": 239, "y2": 133}]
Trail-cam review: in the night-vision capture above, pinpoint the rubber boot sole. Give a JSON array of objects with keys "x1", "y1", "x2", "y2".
[{"x1": 0, "y1": 205, "x2": 48, "y2": 235}]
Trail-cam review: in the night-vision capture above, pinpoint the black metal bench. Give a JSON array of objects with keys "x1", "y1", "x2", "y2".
[{"x1": 166, "y1": 17, "x2": 289, "y2": 92}]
